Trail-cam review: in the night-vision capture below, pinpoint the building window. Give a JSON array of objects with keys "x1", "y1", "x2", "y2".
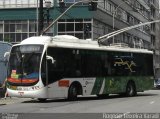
[
  {"x1": 108, "y1": 3, "x2": 113, "y2": 13},
  {"x1": 29, "y1": 22, "x2": 36, "y2": 32},
  {"x1": 75, "y1": 23, "x2": 83, "y2": 31},
  {"x1": 151, "y1": 23, "x2": 155, "y2": 32},
  {"x1": 63, "y1": 0, "x2": 86, "y2": 6},
  {"x1": 0, "y1": 0, "x2": 39, "y2": 8},
  {"x1": 0, "y1": 24, "x2": 3, "y2": 33},
  {"x1": 58, "y1": 23, "x2": 65, "y2": 32},
  {"x1": 121, "y1": 11, "x2": 127, "y2": 22},
  {"x1": 0, "y1": 20, "x2": 54, "y2": 42},
  {"x1": 57, "y1": 19, "x2": 92, "y2": 39},
  {"x1": 4, "y1": 23, "x2": 9, "y2": 32},
  {"x1": 66, "y1": 23, "x2": 74, "y2": 31}
]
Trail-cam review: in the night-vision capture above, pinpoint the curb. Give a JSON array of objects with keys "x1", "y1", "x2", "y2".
[{"x1": 0, "y1": 97, "x2": 31, "y2": 105}]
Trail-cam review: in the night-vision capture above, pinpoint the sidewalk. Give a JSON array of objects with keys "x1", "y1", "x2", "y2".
[{"x1": 0, "y1": 97, "x2": 32, "y2": 105}]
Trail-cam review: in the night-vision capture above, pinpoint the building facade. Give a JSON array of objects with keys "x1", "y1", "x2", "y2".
[
  {"x1": 0, "y1": 0, "x2": 159, "y2": 74},
  {"x1": 154, "y1": 7, "x2": 160, "y2": 79},
  {"x1": 0, "y1": 0, "x2": 159, "y2": 47}
]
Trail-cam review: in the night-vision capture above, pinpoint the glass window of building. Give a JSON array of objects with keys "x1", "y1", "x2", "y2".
[
  {"x1": 0, "y1": 24, "x2": 3, "y2": 33},
  {"x1": 57, "y1": 19, "x2": 92, "y2": 39},
  {"x1": 0, "y1": 0, "x2": 38, "y2": 8},
  {"x1": 64, "y1": 0, "x2": 87, "y2": 6},
  {"x1": 0, "y1": 20, "x2": 43, "y2": 42}
]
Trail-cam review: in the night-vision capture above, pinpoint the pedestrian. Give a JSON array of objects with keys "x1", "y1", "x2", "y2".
[{"x1": 2, "y1": 78, "x2": 9, "y2": 99}]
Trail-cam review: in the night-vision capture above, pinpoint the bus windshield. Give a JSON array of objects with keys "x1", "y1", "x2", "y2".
[{"x1": 7, "y1": 45, "x2": 44, "y2": 86}]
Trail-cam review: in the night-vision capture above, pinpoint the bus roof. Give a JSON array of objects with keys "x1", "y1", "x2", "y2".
[{"x1": 18, "y1": 35, "x2": 153, "y2": 54}]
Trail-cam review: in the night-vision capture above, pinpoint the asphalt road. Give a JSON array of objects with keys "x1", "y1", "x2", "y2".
[{"x1": 0, "y1": 90, "x2": 160, "y2": 118}]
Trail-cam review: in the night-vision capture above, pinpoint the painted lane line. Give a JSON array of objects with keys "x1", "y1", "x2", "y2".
[{"x1": 150, "y1": 101, "x2": 155, "y2": 104}]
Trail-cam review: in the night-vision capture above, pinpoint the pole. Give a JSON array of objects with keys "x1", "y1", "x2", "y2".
[
  {"x1": 36, "y1": 0, "x2": 39, "y2": 36},
  {"x1": 38, "y1": 0, "x2": 44, "y2": 35},
  {"x1": 112, "y1": 1, "x2": 127, "y2": 44},
  {"x1": 41, "y1": 1, "x2": 83, "y2": 35},
  {"x1": 46, "y1": 9, "x2": 50, "y2": 26}
]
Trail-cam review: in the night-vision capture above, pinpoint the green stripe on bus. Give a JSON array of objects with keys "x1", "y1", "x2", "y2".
[
  {"x1": 91, "y1": 76, "x2": 153, "y2": 95},
  {"x1": 91, "y1": 77, "x2": 104, "y2": 95}
]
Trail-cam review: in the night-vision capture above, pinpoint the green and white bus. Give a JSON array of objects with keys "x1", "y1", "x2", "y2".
[{"x1": 6, "y1": 35, "x2": 154, "y2": 101}]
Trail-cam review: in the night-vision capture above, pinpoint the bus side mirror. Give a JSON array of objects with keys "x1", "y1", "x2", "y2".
[
  {"x1": 4, "y1": 52, "x2": 10, "y2": 65},
  {"x1": 46, "y1": 55, "x2": 55, "y2": 64},
  {"x1": 4, "y1": 52, "x2": 10, "y2": 61}
]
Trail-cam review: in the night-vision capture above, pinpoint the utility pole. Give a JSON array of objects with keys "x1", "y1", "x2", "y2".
[{"x1": 38, "y1": 0, "x2": 44, "y2": 35}]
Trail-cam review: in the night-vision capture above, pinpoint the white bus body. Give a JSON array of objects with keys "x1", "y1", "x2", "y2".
[{"x1": 7, "y1": 35, "x2": 154, "y2": 101}]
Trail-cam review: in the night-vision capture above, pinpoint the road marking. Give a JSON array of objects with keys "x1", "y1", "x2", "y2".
[
  {"x1": 150, "y1": 101, "x2": 155, "y2": 104},
  {"x1": 115, "y1": 112, "x2": 130, "y2": 118},
  {"x1": 123, "y1": 112, "x2": 130, "y2": 118},
  {"x1": 40, "y1": 108, "x2": 45, "y2": 111}
]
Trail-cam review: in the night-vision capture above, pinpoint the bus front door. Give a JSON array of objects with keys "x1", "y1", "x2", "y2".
[{"x1": 46, "y1": 54, "x2": 64, "y2": 98}]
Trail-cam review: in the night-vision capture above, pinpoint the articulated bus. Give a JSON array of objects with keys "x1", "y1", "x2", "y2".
[{"x1": 6, "y1": 35, "x2": 154, "y2": 101}]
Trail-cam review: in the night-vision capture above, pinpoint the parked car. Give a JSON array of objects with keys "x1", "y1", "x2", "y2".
[{"x1": 154, "y1": 78, "x2": 160, "y2": 89}]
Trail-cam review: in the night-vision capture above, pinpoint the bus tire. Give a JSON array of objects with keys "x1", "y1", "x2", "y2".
[
  {"x1": 126, "y1": 81, "x2": 137, "y2": 97},
  {"x1": 38, "y1": 98, "x2": 47, "y2": 102},
  {"x1": 68, "y1": 84, "x2": 78, "y2": 101}
]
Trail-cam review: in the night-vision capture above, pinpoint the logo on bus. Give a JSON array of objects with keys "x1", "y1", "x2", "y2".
[
  {"x1": 114, "y1": 58, "x2": 136, "y2": 72},
  {"x1": 18, "y1": 92, "x2": 24, "y2": 96}
]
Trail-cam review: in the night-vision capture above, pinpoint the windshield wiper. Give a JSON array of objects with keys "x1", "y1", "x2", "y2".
[
  {"x1": 15, "y1": 52, "x2": 24, "y2": 82},
  {"x1": 15, "y1": 52, "x2": 22, "y2": 63},
  {"x1": 24, "y1": 52, "x2": 35, "y2": 63}
]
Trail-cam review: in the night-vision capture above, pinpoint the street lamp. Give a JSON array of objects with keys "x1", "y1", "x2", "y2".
[{"x1": 112, "y1": 0, "x2": 127, "y2": 44}]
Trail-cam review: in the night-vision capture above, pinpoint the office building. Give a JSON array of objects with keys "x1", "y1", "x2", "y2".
[
  {"x1": 0, "y1": 0, "x2": 158, "y2": 47},
  {"x1": 0, "y1": 0, "x2": 159, "y2": 77}
]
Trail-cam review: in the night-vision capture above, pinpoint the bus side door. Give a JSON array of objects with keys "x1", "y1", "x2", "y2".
[{"x1": 46, "y1": 47, "x2": 65, "y2": 98}]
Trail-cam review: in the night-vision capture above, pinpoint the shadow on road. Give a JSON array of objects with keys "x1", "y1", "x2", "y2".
[{"x1": 22, "y1": 92, "x2": 158, "y2": 104}]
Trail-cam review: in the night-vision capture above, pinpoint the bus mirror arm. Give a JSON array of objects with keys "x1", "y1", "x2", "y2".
[{"x1": 46, "y1": 55, "x2": 55, "y2": 64}]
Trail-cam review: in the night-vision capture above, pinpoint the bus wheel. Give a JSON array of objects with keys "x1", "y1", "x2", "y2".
[
  {"x1": 38, "y1": 98, "x2": 47, "y2": 102},
  {"x1": 126, "y1": 82, "x2": 137, "y2": 97},
  {"x1": 68, "y1": 84, "x2": 78, "y2": 101}
]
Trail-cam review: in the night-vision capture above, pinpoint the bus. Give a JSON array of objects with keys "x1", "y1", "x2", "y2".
[{"x1": 6, "y1": 35, "x2": 154, "y2": 101}]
